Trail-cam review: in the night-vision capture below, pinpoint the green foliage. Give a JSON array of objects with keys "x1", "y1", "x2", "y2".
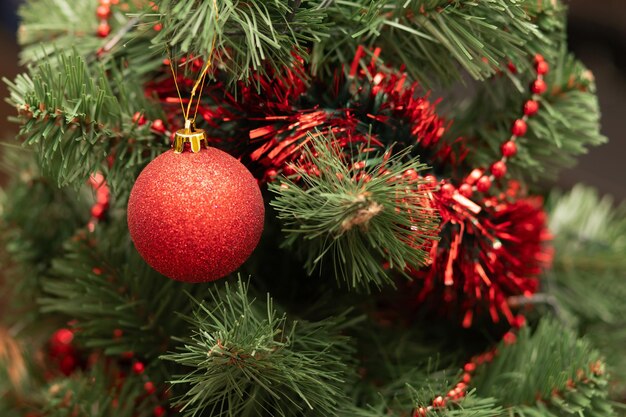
[
  {"x1": 162, "y1": 278, "x2": 355, "y2": 417},
  {"x1": 0, "y1": 149, "x2": 89, "y2": 304},
  {"x1": 39, "y1": 220, "x2": 210, "y2": 361},
  {"x1": 473, "y1": 319, "x2": 612, "y2": 417},
  {"x1": 155, "y1": 0, "x2": 328, "y2": 83},
  {"x1": 321, "y1": 0, "x2": 555, "y2": 87},
  {"x1": 547, "y1": 185, "x2": 626, "y2": 324},
  {"x1": 40, "y1": 363, "x2": 156, "y2": 417},
  {"x1": 4, "y1": 52, "x2": 166, "y2": 193},
  {"x1": 18, "y1": 0, "x2": 161, "y2": 76},
  {"x1": 153, "y1": 0, "x2": 563, "y2": 86},
  {"x1": 17, "y1": 0, "x2": 101, "y2": 64},
  {"x1": 269, "y1": 133, "x2": 439, "y2": 291},
  {"x1": 546, "y1": 185, "x2": 626, "y2": 397}
]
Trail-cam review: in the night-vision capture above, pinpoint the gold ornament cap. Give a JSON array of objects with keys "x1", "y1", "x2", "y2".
[{"x1": 174, "y1": 120, "x2": 207, "y2": 153}]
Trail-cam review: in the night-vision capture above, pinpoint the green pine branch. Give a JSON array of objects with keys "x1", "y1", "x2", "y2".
[
  {"x1": 39, "y1": 220, "x2": 211, "y2": 361},
  {"x1": 320, "y1": 0, "x2": 557, "y2": 87},
  {"x1": 153, "y1": 0, "x2": 328, "y2": 82},
  {"x1": 40, "y1": 363, "x2": 155, "y2": 417},
  {"x1": 18, "y1": 0, "x2": 162, "y2": 77},
  {"x1": 269, "y1": 132, "x2": 439, "y2": 291},
  {"x1": 0, "y1": 148, "x2": 89, "y2": 306},
  {"x1": 161, "y1": 278, "x2": 355, "y2": 417},
  {"x1": 472, "y1": 319, "x2": 613, "y2": 417},
  {"x1": 547, "y1": 185, "x2": 626, "y2": 324},
  {"x1": 546, "y1": 185, "x2": 626, "y2": 397},
  {"x1": 4, "y1": 52, "x2": 167, "y2": 193}
]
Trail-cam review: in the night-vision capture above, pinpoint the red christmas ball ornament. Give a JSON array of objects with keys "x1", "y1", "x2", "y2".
[{"x1": 128, "y1": 128, "x2": 264, "y2": 282}]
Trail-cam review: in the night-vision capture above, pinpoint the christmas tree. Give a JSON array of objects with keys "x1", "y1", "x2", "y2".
[{"x1": 2, "y1": 1, "x2": 625, "y2": 416}]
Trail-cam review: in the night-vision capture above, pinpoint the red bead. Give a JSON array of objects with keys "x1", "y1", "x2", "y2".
[
  {"x1": 490, "y1": 161, "x2": 507, "y2": 179},
  {"x1": 59, "y1": 355, "x2": 77, "y2": 376},
  {"x1": 96, "y1": 5, "x2": 111, "y2": 19},
  {"x1": 100, "y1": 0, "x2": 111, "y2": 5},
  {"x1": 463, "y1": 362, "x2": 476, "y2": 373},
  {"x1": 265, "y1": 169, "x2": 278, "y2": 180},
  {"x1": 531, "y1": 79, "x2": 547, "y2": 95},
  {"x1": 465, "y1": 168, "x2": 483, "y2": 185},
  {"x1": 97, "y1": 23, "x2": 110, "y2": 38},
  {"x1": 523, "y1": 100, "x2": 539, "y2": 116},
  {"x1": 121, "y1": 351, "x2": 134, "y2": 359},
  {"x1": 506, "y1": 61, "x2": 517, "y2": 74},
  {"x1": 51, "y1": 328, "x2": 74, "y2": 346},
  {"x1": 282, "y1": 164, "x2": 296, "y2": 176},
  {"x1": 153, "y1": 406, "x2": 166, "y2": 417},
  {"x1": 503, "y1": 331, "x2": 517, "y2": 345},
  {"x1": 440, "y1": 183, "x2": 455, "y2": 199},
  {"x1": 91, "y1": 204, "x2": 105, "y2": 219},
  {"x1": 462, "y1": 372, "x2": 472, "y2": 383},
  {"x1": 422, "y1": 175, "x2": 437, "y2": 186},
  {"x1": 132, "y1": 112, "x2": 146, "y2": 126},
  {"x1": 533, "y1": 53, "x2": 544, "y2": 65},
  {"x1": 144, "y1": 381, "x2": 156, "y2": 394},
  {"x1": 511, "y1": 119, "x2": 527, "y2": 137},
  {"x1": 535, "y1": 61, "x2": 549, "y2": 75},
  {"x1": 153, "y1": 23, "x2": 163, "y2": 32},
  {"x1": 113, "y1": 329, "x2": 123, "y2": 339},
  {"x1": 403, "y1": 169, "x2": 418, "y2": 181},
  {"x1": 476, "y1": 176, "x2": 492, "y2": 193},
  {"x1": 459, "y1": 183, "x2": 473, "y2": 198},
  {"x1": 132, "y1": 362, "x2": 145, "y2": 374},
  {"x1": 413, "y1": 407, "x2": 427, "y2": 417},
  {"x1": 501, "y1": 140, "x2": 517, "y2": 157},
  {"x1": 151, "y1": 119, "x2": 166, "y2": 133},
  {"x1": 432, "y1": 396, "x2": 446, "y2": 408}
]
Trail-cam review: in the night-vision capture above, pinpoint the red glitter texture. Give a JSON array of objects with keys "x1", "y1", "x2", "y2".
[
  {"x1": 127, "y1": 148, "x2": 265, "y2": 282},
  {"x1": 411, "y1": 193, "x2": 552, "y2": 327}
]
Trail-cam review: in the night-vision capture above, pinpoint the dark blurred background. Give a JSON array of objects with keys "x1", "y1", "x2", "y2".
[{"x1": 0, "y1": 0, "x2": 624, "y2": 199}]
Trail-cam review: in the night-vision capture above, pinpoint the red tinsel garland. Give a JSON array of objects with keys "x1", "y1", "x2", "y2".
[{"x1": 144, "y1": 49, "x2": 550, "y2": 327}]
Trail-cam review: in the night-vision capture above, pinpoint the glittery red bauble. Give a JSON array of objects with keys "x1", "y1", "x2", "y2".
[{"x1": 127, "y1": 147, "x2": 264, "y2": 282}]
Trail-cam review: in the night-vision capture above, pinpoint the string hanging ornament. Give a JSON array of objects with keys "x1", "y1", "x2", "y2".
[{"x1": 127, "y1": 6, "x2": 265, "y2": 283}]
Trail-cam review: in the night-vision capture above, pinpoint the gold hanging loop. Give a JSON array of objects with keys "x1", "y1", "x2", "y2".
[{"x1": 166, "y1": 0, "x2": 218, "y2": 153}]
